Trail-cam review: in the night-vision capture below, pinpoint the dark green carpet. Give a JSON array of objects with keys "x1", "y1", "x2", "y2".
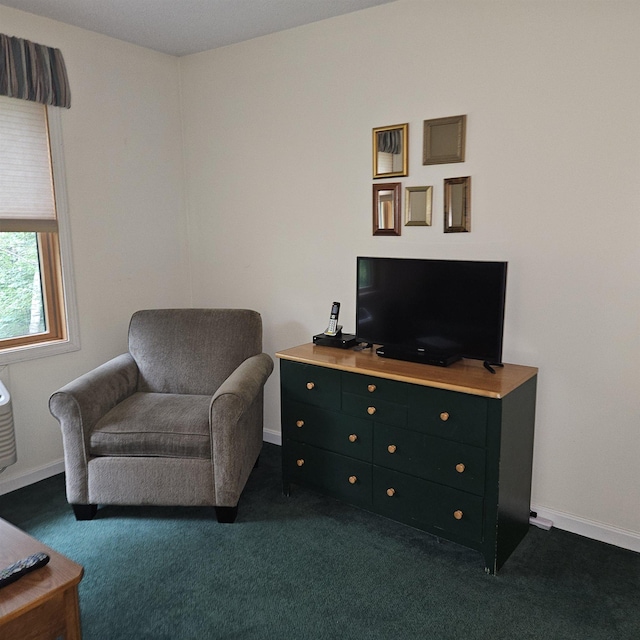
[{"x1": 1, "y1": 443, "x2": 638, "y2": 639}]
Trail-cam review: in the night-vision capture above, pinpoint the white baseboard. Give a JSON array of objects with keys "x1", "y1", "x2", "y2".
[
  {"x1": 2, "y1": 447, "x2": 638, "y2": 556},
  {"x1": 259, "y1": 433, "x2": 640, "y2": 554},
  {"x1": 259, "y1": 431, "x2": 640, "y2": 554},
  {"x1": 0, "y1": 434, "x2": 284, "y2": 497},
  {"x1": 530, "y1": 504, "x2": 640, "y2": 554},
  {"x1": 0, "y1": 459, "x2": 65, "y2": 496},
  {"x1": 0, "y1": 435, "x2": 285, "y2": 497},
  {"x1": 263, "y1": 428, "x2": 282, "y2": 446}
]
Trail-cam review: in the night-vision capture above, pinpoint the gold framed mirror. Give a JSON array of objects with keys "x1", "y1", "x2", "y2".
[
  {"x1": 373, "y1": 123, "x2": 408, "y2": 178},
  {"x1": 405, "y1": 186, "x2": 432, "y2": 226},
  {"x1": 423, "y1": 115, "x2": 466, "y2": 165},
  {"x1": 444, "y1": 177, "x2": 471, "y2": 233},
  {"x1": 373, "y1": 182, "x2": 401, "y2": 236}
]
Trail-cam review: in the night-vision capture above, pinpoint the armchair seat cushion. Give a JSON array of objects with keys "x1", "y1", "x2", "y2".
[{"x1": 90, "y1": 392, "x2": 211, "y2": 459}]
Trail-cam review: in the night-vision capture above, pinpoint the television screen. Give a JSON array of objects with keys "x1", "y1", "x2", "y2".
[{"x1": 356, "y1": 257, "x2": 507, "y2": 366}]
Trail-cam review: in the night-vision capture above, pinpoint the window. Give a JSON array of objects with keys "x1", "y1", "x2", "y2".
[{"x1": 0, "y1": 94, "x2": 78, "y2": 362}]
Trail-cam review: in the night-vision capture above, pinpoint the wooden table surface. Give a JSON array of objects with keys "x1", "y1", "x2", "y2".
[{"x1": 0, "y1": 518, "x2": 84, "y2": 639}]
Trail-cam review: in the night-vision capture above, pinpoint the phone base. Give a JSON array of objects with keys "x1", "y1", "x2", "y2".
[
  {"x1": 323, "y1": 324, "x2": 343, "y2": 337},
  {"x1": 313, "y1": 332, "x2": 357, "y2": 349}
]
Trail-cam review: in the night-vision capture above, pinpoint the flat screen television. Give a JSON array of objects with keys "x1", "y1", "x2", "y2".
[{"x1": 356, "y1": 257, "x2": 508, "y2": 368}]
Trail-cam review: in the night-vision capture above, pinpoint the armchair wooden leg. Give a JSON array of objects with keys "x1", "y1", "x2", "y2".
[
  {"x1": 215, "y1": 505, "x2": 238, "y2": 524},
  {"x1": 72, "y1": 504, "x2": 97, "y2": 521}
]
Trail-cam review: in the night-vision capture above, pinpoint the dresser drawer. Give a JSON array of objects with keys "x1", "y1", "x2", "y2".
[
  {"x1": 282, "y1": 401, "x2": 372, "y2": 461},
  {"x1": 280, "y1": 360, "x2": 341, "y2": 410},
  {"x1": 285, "y1": 442, "x2": 372, "y2": 507},
  {"x1": 373, "y1": 424, "x2": 486, "y2": 496},
  {"x1": 342, "y1": 372, "x2": 408, "y2": 404},
  {"x1": 342, "y1": 392, "x2": 407, "y2": 427},
  {"x1": 373, "y1": 466, "x2": 484, "y2": 542},
  {"x1": 408, "y1": 385, "x2": 488, "y2": 446}
]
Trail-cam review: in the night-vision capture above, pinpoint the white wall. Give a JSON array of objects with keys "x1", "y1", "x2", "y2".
[
  {"x1": 180, "y1": 0, "x2": 640, "y2": 546},
  {"x1": 0, "y1": 7, "x2": 190, "y2": 491}
]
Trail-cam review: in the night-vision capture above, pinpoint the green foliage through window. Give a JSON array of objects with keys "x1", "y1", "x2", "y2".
[{"x1": 0, "y1": 232, "x2": 45, "y2": 340}]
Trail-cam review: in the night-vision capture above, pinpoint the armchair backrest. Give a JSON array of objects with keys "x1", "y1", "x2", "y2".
[{"x1": 128, "y1": 309, "x2": 263, "y2": 395}]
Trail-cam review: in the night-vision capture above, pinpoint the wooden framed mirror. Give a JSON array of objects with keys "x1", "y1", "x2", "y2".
[
  {"x1": 405, "y1": 186, "x2": 432, "y2": 226},
  {"x1": 373, "y1": 182, "x2": 401, "y2": 236},
  {"x1": 373, "y1": 123, "x2": 408, "y2": 178},
  {"x1": 423, "y1": 115, "x2": 466, "y2": 165},
  {"x1": 444, "y1": 176, "x2": 471, "y2": 233}
]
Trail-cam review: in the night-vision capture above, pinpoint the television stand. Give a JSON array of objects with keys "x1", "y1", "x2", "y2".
[
  {"x1": 483, "y1": 361, "x2": 505, "y2": 374},
  {"x1": 277, "y1": 343, "x2": 538, "y2": 573},
  {"x1": 376, "y1": 344, "x2": 461, "y2": 367}
]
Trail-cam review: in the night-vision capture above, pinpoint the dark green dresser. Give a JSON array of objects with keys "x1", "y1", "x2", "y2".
[{"x1": 277, "y1": 343, "x2": 538, "y2": 573}]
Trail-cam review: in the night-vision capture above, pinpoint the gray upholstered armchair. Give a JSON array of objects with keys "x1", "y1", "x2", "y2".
[{"x1": 49, "y1": 309, "x2": 273, "y2": 523}]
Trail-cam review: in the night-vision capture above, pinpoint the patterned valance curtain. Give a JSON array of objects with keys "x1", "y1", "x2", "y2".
[
  {"x1": 377, "y1": 129, "x2": 401, "y2": 155},
  {"x1": 0, "y1": 33, "x2": 71, "y2": 108}
]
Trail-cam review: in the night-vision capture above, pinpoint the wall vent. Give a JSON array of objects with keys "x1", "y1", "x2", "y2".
[{"x1": 0, "y1": 381, "x2": 17, "y2": 472}]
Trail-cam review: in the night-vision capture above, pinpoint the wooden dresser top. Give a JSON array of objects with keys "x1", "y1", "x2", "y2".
[{"x1": 276, "y1": 343, "x2": 538, "y2": 399}]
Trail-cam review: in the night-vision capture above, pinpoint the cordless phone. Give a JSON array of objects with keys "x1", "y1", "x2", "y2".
[{"x1": 324, "y1": 302, "x2": 342, "y2": 336}]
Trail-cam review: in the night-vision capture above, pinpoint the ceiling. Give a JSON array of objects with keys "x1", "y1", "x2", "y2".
[{"x1": 0, "y1": 0, "x2": 397, "y2": 57}]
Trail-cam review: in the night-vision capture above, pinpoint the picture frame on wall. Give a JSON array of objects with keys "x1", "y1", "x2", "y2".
[
  {"x1": 373, "y1": 182, "x2": 401, "y2": 236},
  {"x1": 372, "y1": 123, "x2": 408, "y2": 178},
  {"x1": 404, "y1": 186, "x2": 432, "y2": 226},
  {"x1": 423, "y1": 115, "x2": 466, "y2": 165},
  {"x1": 444, "y1": 176, "x2": 471, "y2": 233}
]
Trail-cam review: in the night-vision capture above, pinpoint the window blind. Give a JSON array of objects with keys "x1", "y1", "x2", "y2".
[{"x1": 0, "y1": 94, "x2": 57, "y2": 232}]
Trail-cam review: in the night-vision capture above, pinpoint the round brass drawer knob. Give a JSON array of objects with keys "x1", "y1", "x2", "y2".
[
  {"x1": 296, "y1": 459, "x2": 305, "y2": 467},
  {"x1": 367, "y1": 406, "x2": 377, "y2": 415},
  {"x1": 455, "y1": 463, "x2": 465, "y2": 473},
  {"x1": 348, "y1": 434, "x2": 358, "y2": 443},
  {"x1": 348, "y1": 475, "x2": 358, "y2": 484},
  {"x1": 296, "y1": 420, "x2": 304, "y2": 428},
  {"x1": 367, "y1": 384, "x2": 377, "y2": 393},
  {"x1": 440, "y1": 411, "x2": 450, "y2": 422},
  {"x1": 453, "y1": 509, "x2": 463, "y2": 520},
  {"x1": 387, "y1": 444, "x2": 397, "y2": 454},
  {"x1": 386, "y1": 488, "x2": 396, "y2": 497},
  {"x1": 306, "y1": 382, "x2": 315, "y2": 390}
]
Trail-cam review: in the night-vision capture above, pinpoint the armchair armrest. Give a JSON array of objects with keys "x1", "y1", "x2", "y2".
[
  {"x1": 210, "y1": 353, "x2": 274, "y2": 423},
  {"x1": 50, "y1": 353, "x2": 139, "y2": 433},
  {"x1": 209, "y1": 353, "x2": 274, "y2": 505},
  {"x1": 49, "y1": 353, "x2": 139, "y2": 504}
]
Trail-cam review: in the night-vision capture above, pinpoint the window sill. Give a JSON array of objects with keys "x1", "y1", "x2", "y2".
[{"x1": 0, "y1": 335, "x2": 80, "y2": 366}]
